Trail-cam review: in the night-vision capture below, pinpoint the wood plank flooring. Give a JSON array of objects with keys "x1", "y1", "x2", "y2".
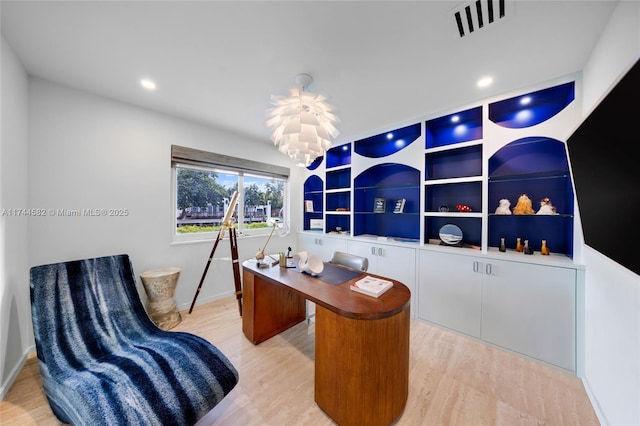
[{"x1": 1, "y1": 296, "x2": 599, "y2": 425}]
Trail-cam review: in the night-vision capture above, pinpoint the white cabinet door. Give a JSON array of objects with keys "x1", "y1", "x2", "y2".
[
  {"x1": 379, "y1": 244, "x2": 417, "y2": 318},
  {"x1": 347, "y1": 239, "x2": 416, "y2": 278},
  {"x1": 481, "y1": 259, "x2": 576, "y2": 371},
  {"x1": 346, "y1": 239, "x2": 379, "y2": 272},
  {"x1": 417, "y1": 250, "x2": 483, "y2": 338},
  {"x1": 348, "y1": 240, "x2": 417, "y2": 317},
  {"x1": 297, "y1": 233, "x2": 347, "y2": 262},
  {"x1": 376, "y1": 244, "x2": 416, "y2": 289}
]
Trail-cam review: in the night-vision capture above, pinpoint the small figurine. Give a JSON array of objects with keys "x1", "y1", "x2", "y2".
[
  {"x1": 524, "y1": 239, "x2": 534, "y2": 255},
  {"x1": 495, "y1": 199, "x2": 512, "y2": 215},
  {"x1": 499, "y1": 237, "x2": 507, "y2": 252},
  {"x1": 516, "y1": 237, "x2": 523, "y2": 252},
  {"x1": 541, "y1": 240, "x2": 550, "y2": 255},
  {"x1": 456, "y1": 204, "x2": 471, "y2": 212},
  {"x1": 513, "y1": 194, "x2": 535, "y2": 215},
  {"x1": 536, "y1": 197, "x2": 557, "y2": 215}
]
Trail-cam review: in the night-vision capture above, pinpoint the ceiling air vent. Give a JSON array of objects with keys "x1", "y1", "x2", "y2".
[{"x1": 451, "y1": 0, "x2": 512, "y2": 38}]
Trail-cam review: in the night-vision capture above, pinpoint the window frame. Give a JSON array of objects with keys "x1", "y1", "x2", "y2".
[{"x1": 171, "y1": 145, "x2": 290, "y2": 244}]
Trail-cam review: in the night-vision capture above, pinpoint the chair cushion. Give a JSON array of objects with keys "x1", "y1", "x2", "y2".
[
  {"x1": 330, "y1": 251, "x2": 369, "y2": 271},
  {"x1": 30, "y1": 254, "x2": 238, "y2": 425}
]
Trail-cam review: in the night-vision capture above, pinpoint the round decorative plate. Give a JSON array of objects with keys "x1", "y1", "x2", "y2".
[{"x1": 439, "y1": 224, "x2": 463, "y2": 245}]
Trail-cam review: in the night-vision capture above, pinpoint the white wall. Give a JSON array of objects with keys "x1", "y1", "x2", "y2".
[
  {"x1": 27, "y1": 77, "x2": 302, "y2": 308},
  {"x1": 0, "y1": 36, "x2": 30, "y2": 399},
  {"x1": 578, "y1": 2, "x2": 640, "y2": 425}
]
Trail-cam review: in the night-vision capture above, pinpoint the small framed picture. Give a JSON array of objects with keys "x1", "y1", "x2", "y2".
[
  {"x1": 310, "y1": 219, "x2": 323, "y2": 231},
  {"x1": 374, "y1": 198, "x2": 386, "y2": 213},
  {"x1": 393, "y1": 198, "x2": 406, "y2": 214},
  {"x1": 304, "y1": 200, "x2": 314, "y2": 212}
]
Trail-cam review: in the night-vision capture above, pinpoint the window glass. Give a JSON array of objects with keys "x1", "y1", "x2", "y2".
[{"x1": 175, "y1": 165, "x2": 287, "y2": 239}]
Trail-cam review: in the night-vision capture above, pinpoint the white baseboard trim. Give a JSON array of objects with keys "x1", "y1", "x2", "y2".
[
  {"x1": 582, "y1": 376, "x2": 608, "y2": 426},
  {"x1": 0, "y1": 345, "x2": 35, "y2": 401}
]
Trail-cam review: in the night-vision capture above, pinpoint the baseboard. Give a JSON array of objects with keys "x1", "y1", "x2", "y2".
[
  {"x1": 0, "y1": 345, "x2": 35, "y2": 401},
  {"x1": 177, "y1": 290, "x2": 235, "y2": 312},
  {"x1": 582, "y1": 376, "x2": 608, "y2": 425}
]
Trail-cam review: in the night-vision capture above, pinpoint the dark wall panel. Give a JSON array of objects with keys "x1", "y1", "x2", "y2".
[{"x1": 567, "y1": 59, "x2": 640, "y2": 276}]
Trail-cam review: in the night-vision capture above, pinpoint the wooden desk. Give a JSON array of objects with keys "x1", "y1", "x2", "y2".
[{"x1": 242, "y1": 260, "x2": 411, "y2": 426}]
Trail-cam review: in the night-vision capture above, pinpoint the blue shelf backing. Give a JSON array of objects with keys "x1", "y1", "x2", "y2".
[
  {"x1": 306, "y1": 156, "x2": 324, "y2": 170},
  {"x1": 326, "y1": 168, "x2": 351, "y2": 190},
  {"x1": 488, "y1": 136, "x2": 574, "y2": 257},
  {"x1": 355, "y1": 123, "x2": 421, "y2": 158},
  {"x1": 303, "y1": 175, "x2": 324, "y2": 231},
  {"x1": 326, "y1": 143, "x2": 352, "y2": 168},
  {"x1": 354, "y1": 163, "x2": 420, "y2": 189},
  {"x1": 426, "y1": 106, "x2": 482, "y2": 148},
  {"x1": 488, "y1": 215, "x2": 573, "y2": 257},
  {"x1": 488, "y1": 137, "x2": 570, "y2": 177},
  {"x1": 326, "y1": 214, "x2": 350, "y2": 234},
  {"x1": 355, "y1": 212, "x2": 419, "y2": 240},
  {"x1": 425, "y1": 181, "x2": 482, "y2": 213},
  {"x1": 489, "y1": 81, "x2": 575, "y2": 128},
  {"x1": 326, "y1": 192, "x2": 350, "y2": 211},
  {"x1": 425, "y1": 216, "x2": 482, "y2": 247},
  {"x1": 303, "y1": 174, "x2": 324, "y2": 193},
  {"x1": 353, "y1": 163, "x2": 420, "y2": 240},
  {"x1": 425, "y1": 144, "x2": 482, "y2": 180},
  {"x1": 488, "y1": 174, "x2": 574, "y2": 217}
]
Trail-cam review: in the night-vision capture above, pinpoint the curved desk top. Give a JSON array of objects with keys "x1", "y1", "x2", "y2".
[{"x1": 242, "y1": 260, "x2": 410, "y2": 320}]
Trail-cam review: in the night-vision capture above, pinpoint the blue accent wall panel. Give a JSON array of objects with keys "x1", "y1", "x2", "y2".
[
  {"x1": 489, "y1": 215, "x2": 573, "y2": 256},
  {"x1": 426, "y1": 106, "x2": 482, "y2": 148},
  {"x1": 425, "y1": 182, "x2": 482, "y2": 213},
  {"x1": 488, "y1": 137, "x2": 569, "y2": 177},
  {"x1": 425, "y1": 144, "x2": 482, "y2": 180},
  {"x1": 306, "y1": 156, "x2": 324, "y2": 170},
  {"x1": 326, "y1": 215, "x2": 350, "y2": 233},
  {"x1": 489, "y1": 81, "x2": 575, "y2": 128},
  {"x1": 326, "y1": 169, "x2": 351, "y2": 190},
  {"x1": 355, "y1": 123, "x2": 421, "y2": 158},
  {"x1": 425, "y1": 217, "x2": 482, "y2": 247},
  {"x1": 326, "y1": 143, "x2": 351, "y2": 168}
]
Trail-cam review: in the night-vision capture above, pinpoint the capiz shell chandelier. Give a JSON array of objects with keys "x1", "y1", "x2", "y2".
[{"x1": 266, "y1": 74, "x2": 339, "y2": 167}]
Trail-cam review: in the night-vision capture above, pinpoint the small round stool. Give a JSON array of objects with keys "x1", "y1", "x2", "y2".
[{"x1": 140, "y1": 267, "x2": 182, "y2": 330}]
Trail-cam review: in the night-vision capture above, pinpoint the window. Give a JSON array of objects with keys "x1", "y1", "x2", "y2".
[{"x1": 171, "y1": 145, "x2": 289, "y2": 241}]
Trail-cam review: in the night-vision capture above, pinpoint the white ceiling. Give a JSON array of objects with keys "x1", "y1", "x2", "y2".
[{"x1": 1, "y1": 0, "x2": 617, "y2": 146}]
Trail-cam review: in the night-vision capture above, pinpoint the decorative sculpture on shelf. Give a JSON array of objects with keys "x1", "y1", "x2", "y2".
[
  {"x1": 541, "y1": 239, "x2": 551, "y2": 255},
  {"x1": 495, "y1": 199, "x2": 512, "y2": 215},
  {"x1": 513, "y1": 194, "x2": 535, "y2": 215},
  {"x1": 523, "y1": 239, "x2": 534, "y2": 255},
  {"x1": 536, "y1": 197, "x2": 557, "y2": 215}
]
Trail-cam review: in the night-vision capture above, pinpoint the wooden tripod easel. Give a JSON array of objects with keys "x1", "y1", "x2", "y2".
[{"x1": 188, "y1": 192, "x2": 243, "y2": 316}]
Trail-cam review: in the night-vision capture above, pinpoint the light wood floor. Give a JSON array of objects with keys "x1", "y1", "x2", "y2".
[{"x1": 1, "y1": 296, "x2": 599, "y2": 425}]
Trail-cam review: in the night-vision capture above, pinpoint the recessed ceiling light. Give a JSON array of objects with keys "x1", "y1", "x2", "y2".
[
  {"x1": 477, "y1": 76, "x2": 493, "y2": 88},
  {"x1": 140, "y1": 79, "x2": 157, "y2": 90}
]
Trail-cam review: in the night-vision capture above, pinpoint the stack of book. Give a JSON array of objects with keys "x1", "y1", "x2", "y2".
[{"x1": 350, "y1": 276, "x2": 393, "y2": 298}]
